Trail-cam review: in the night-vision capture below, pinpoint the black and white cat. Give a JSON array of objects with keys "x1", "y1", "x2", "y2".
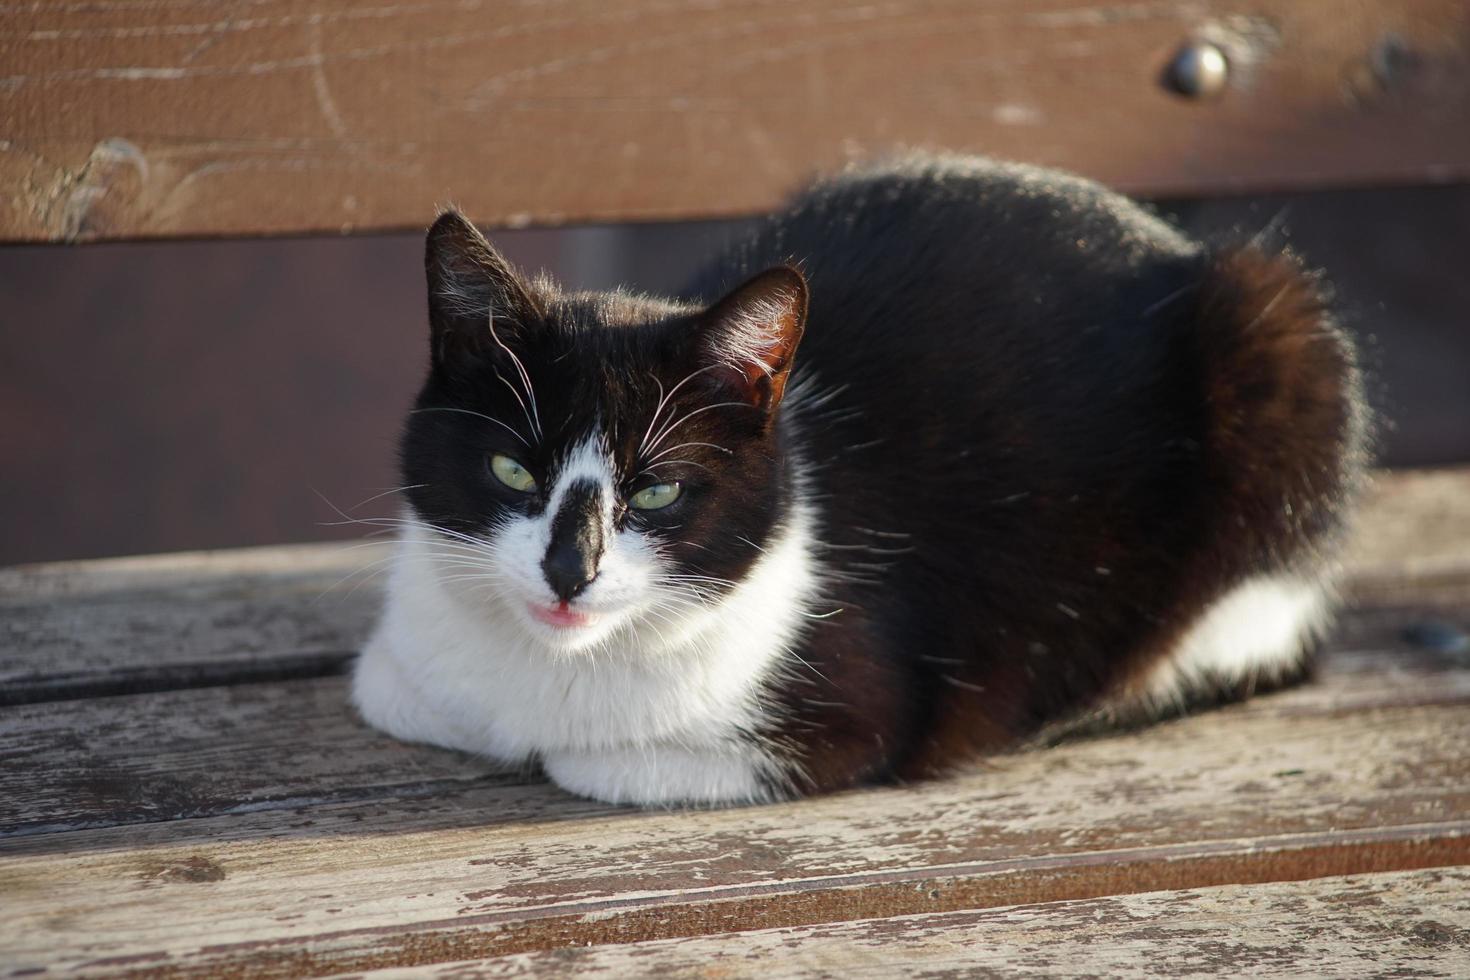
[{"x1": 353, "y1": 155, "x2": 1368, "y2": 805}]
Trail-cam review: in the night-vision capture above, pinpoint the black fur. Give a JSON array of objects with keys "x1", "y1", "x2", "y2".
[
  {"x1": 398, "y1": 154, "x2": 1368, "y2": 797},
  {"x1": 542, "y1": 479, "x2": 605, "y2": 602}
]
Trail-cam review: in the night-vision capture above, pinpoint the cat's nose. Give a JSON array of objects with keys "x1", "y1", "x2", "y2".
[
  {"x1": 541, "y1": 479, "x2": 605, "y2": 603},
  {"x1": 542, "y1": 541, "x2": 598, "y2": 602}
]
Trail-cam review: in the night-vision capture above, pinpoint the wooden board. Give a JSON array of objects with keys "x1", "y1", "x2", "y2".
[
  {"x1": 1342, "y1": 468, "x2": 1470, "y2": 605},
  {"x1": 354, "y1": 868, "x2": 1470, "y2": 977},
  {"x1": 0, "y1": 678, "x2": 515, "y2": 838},
  {"x1": 4, "y1": 1, "x2": 1469, "y2": 242},
  {"x1": 1, "y1": 625, "x2": 1464, "y2": 837},
  {"x1": 0, "y1": 541, "x2": 388, "y2": 704},
  {"x1": 2, "y1": 468, "x2": 1463, "y2": 705},
  {"x1": 2, "y1": 655, "x2": 1466, "y2": 974},
  {"x1": 1, "y1": 467, "x2": 1467, "y2": 975}
]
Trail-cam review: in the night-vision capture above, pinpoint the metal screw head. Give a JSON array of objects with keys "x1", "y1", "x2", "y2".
[{"x1": 1167, "y1": 41, "x2": 1229, "y2": 98}]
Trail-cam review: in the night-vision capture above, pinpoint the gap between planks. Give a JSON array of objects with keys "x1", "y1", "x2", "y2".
[
  {"x1": 1, "y1": 467, "x2": 1467, "y2": 973},
  {"x1": 1, "y1": 686, "x2": 1466, "y2": 974},
  {"x1": 0, "y1": 468, "x2": 1466, "y2": 706},
  {"x1": 2, "y1": 621, "x2": 1467, "y2": 838}
]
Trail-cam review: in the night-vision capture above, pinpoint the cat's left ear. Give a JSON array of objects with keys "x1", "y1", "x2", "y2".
[{"x1": 697, "y1": 266, "x2": 808, "y2": 412}]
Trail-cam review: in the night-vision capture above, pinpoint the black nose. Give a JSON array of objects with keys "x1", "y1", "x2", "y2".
[
  {"x1": 542, "y1": 540, "x2": 598, "y2": 602},
  {"x1": 541, "y1": 479, "x2": 604, "y2": 602}
]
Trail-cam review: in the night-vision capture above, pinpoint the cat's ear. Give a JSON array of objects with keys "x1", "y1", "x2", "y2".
[
  {"x1": 697, "y1": 266, "x2": 808, "y2": 412},
  {"x1": 424, "y1": 210, "x2": 542, "y2": 368}
]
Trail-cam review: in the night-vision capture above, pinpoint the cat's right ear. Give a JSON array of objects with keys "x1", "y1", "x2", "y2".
[{"x1": 424, "y1": 210, "x2": 542, "y2": 369}]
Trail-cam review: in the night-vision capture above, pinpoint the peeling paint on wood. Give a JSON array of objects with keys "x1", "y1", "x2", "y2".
[
  {"x1": 354, "y1": 869, "x2": 1470, "y2": 977},
  {"x1": 1, "y1": 683, "x2": 1467, "y2": 973},
  {"x1": 0, "y1": 469, "x2": 1467, "y2": 974}
]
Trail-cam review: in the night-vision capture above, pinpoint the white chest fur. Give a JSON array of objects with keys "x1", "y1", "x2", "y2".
[{"x1": 351, "y1": 509, "x2": 819, "y2": 805}]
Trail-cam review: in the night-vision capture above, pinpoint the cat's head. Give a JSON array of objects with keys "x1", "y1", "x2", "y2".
[{"x1": 399, "y1": 211, "x2": 807, "y2": 654}]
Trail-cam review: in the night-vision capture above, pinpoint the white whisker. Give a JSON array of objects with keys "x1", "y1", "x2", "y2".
[
  {"x1": 409, "y1": 407, "x2": 530, "y2": 448},
  {"x1": 345, "y1": 484, "x2": 429, "y2": 511},
  {"x1": 643, "y1": 401, "x2": 752, "y2": 456},
  {"x1": 638, "y1": 365, "x2": 722, "y2": 457},
  {"x1": 488, "y1": 316, "x2": 543, "y2": 442},
  {"x1": 644, "y1": 441, "x2": 732, "y2": 465},
  {"x1": 638, "y1": 459, "x2": 714, "y2": 478},
  {"x1": 494, "y1": 369, "x2": 541, "y2": 448}
]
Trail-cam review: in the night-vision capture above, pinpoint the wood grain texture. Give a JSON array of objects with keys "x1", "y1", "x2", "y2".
[
  {"x1": 0, "y1": 677, "x2": 519, "y2": 838},
  {"x1": 0, "y1": 468, "x2": 1466, "y2": 975},
  {"x1": 350, "y1": 868, "x2": 1470, "y2": 977},
  {"x1": 2, "y1": 651, "x2": 1467, "y2": 974},
  {"x1": 1, "y1": 468, "x2": 1463, "y2": 703},
  {"x1": 1342, "y1": 468, "x2": 1470, "y2": 605},
  {"x1": 0, "y1": 541, "x2": 389, "y2": 703},
  {"x1": 0, "y1": 629, "x2": 1464, "y2": 837},
  {"x1": 3, "y1": 1, "x2": 1468, "y2": 242}
]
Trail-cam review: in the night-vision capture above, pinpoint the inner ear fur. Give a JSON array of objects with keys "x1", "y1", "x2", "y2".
[{"x1": 700, "y1": 266, "x2": 809, "y2": 411}]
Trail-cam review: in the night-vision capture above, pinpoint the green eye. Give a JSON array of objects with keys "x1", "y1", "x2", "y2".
[
  {"x1": 489, "y1": 453, "x2": 537, "y2": 493},
  {"x1": 629, "y1": 481, "x2": 682, "y2": 511}
]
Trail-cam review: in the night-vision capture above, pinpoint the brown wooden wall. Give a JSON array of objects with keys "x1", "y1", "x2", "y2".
[{"x1": 4, "y1": 0, "x2": 1469, "y2": 242}]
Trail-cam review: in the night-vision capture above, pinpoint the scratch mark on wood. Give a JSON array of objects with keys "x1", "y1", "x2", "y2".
[
  {"x1": 307, "y1": 16, "x2": 352, "y2": 143},
  {"x1": 22, "y1": 2, "x2": 463, "y2": 43}
]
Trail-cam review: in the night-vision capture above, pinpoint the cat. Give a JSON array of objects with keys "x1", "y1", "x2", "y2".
[{"x1": 352, "y1": 154, "x2": 1369, "y2": 806}]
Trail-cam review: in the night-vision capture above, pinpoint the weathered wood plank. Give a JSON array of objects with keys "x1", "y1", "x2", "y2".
[
  {"x1": 3, "y1": 1, "x2": 1467, "y2": 242},
  {"x1": 0, "y1": 467, "x2": 1464, "y2": 973},
  {"x1": 2, "y1": 469, "x2": 1463, "y2": 704},
  {"x1": 0, "y1": 540, "x2": 390, "y2": 600},
  {"x1": 1342, "y1": 468, "x2": 1470, "y2": 606},
  {"x1": 1, "y1": 673, "x2": 1466, "y2": 975},
  {"x1": 2, "y1": 619, "x2": 1466, "y2": 840},
  {"x1": 0, "y1": 677, "x2": 516, "y2": 838},
  {"x1": 0, "y1": 541, "x2": 389, "y2": 704},
  {"x1": 348, "y1": 868, "x2": 1470, "y2": 978}
]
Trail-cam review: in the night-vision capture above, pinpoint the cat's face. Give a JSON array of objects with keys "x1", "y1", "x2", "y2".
[{"x1": 399, "y1": 213, "x2": 807, "y2": 654}]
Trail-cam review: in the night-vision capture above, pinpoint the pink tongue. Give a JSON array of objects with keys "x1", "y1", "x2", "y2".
[{"x1": 532, "y1": 601, "x2": 591, "y2": 627}]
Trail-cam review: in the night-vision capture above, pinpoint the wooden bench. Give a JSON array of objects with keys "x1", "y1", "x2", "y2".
[
  {"x1": 3, "y1": 468, "x2": 1468, "y2": 974},
  {"x1": 4, "y1": 1, "x2": 1469, "y2": 974}
]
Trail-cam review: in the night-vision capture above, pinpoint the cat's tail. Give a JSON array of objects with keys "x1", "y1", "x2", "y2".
[
  {"x1": 1092, "y1": 247, "x2": 1372, "y2": 727},
  {"x1": 1185, "y1": 245, "x2": 1372, "y2": 575}
]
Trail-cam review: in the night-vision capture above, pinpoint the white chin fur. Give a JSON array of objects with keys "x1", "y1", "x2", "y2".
[
  {"x1": 1139, "y1": 573, "x2": 1332, "y2": 710},
  {"x1": 352, "y1": 507, "x2": 817, "y2": 805}
]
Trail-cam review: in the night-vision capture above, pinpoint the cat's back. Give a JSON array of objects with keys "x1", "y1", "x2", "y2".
[
  {"x1": 692, "y1": 155, "x2": 1218, "y2": 457},
  {"x1": 762, "y1": 154, "x2": 1196, "y2": 275},
  {"x1": 703, "y1": 155, "x2": 1201, "y2": 360}
]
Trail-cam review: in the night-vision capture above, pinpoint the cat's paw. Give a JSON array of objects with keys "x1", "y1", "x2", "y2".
[
  {"x1": 351, "y1": 638, "x2": 489, "y2": 757},
  {"x1": 541, "y1": 743, "x2": 783, "y2": 807}
]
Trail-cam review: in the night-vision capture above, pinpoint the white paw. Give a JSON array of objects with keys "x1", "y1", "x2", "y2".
[
  {"x1": 542, "y1": 742, "x2": 782, "y2": 806},
  {"x1": 351, "y1": 638, "x2": 488, "y2": 757}
]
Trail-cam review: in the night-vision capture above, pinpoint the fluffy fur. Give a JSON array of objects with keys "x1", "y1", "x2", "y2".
[{"x1": 353, "y1": 155, "x2": 1369, "y2": 805}]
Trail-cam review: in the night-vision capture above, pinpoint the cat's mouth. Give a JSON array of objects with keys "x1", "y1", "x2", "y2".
[{"x1": 526, "y1": 600, "x2": 599, "y2": 630}]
